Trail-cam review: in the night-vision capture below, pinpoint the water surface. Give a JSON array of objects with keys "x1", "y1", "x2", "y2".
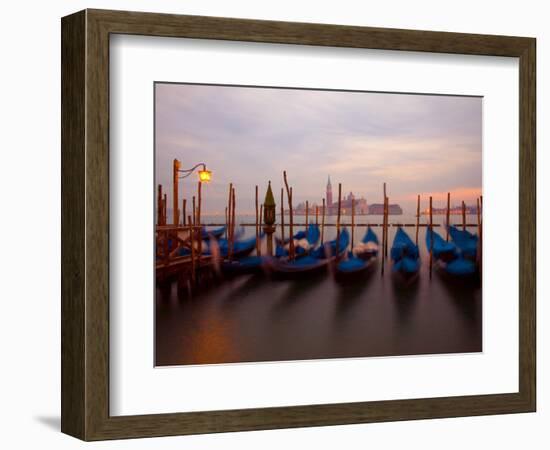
[{"x1": 155, "y1": 214, "x2": 482, "y2": 366}]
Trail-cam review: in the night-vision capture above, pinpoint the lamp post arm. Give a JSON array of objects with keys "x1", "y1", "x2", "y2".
[{"x1": 177, "y1": 163, "x2": 207, "y2": 179}]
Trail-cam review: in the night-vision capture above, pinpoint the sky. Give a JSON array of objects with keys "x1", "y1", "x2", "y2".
[{"x1": 155, "y1": 83, "x2": 482, "y2": 215}]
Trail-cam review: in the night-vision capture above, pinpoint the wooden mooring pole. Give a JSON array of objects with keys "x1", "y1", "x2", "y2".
[
  {"x1": 163, "y1": 194, "x2": 167, "y2": 225},
  {"x1": 197, "y1": 182, "x2": 202, "y2": 255},
  {"x1": 280, "y1": 188, "x2": 285, "y2": 242},
  {"x1": 230, "y1": 187, "x2": 236, "y2": 260},
  {"x1": 191, "y1": 196, "x2": 196, "y2": 226},
  {"x1": 462, "y1": 200, "x2": 466, "y2": 231},
  {"x1": 255, "y1": 185, "x2": 260, "y2": 255},
  {"x1": 380, "y1": 197, "x2": 386, "y2": 268},
  {"x1": 415, "y1": 194, "x2": 420, "y2": 246},
  {"x1": 384, "y1": 196, "x2": 389, "y2": 259},
  {"x1": 380, "y1": 197, "x2": 387, "y2": 275},
  {"x1": 305, "y1": 200, "x2": 309, "y2": 229},
  {"x1": 283, "y1": 171, "x2": 295, "y2": 259},
  {"x1": 321, "y1": 198, "x2": 326, "y2": 245},
  {"x1": 336, "y1": 183, "x2": 342, "y2": 256},
  {"x1": 227, "y1": 183, "x2": 233, "y2": 260},
  {"x1": 173, "y1": 159, "x2": 180, "y2": 226},
  {"x1": 224, "y1": 206, "x2": 228, "y2": 239},
  {"x1": 259, "y1": 204, "x2": 263, "y2": 257},
  {"x1": 289, "y1": 187, "x2": 294, "y2": 259},
  {"x1": 446, "y1": 192, "x2": 451, "y2": 241},
  {"x1": 197, "y1": 183, "x2": 202, "y2": 225},
  {"x1": 157, "y1": 184, "x2": 163, "y2": 225},
  {"x1": 383, "y1": 183, "x2": 387, "y2": 259},
  {"x1": 351, "y1": 198, "x2": 355, "y2": 249},
  {"x1": 190, "y1": 223, "x2": 196, "y2": 285},
  {"x1": 429, "y1": 196, "x2": 434, "y2": 279},
  {"x1": 182, "y1": 199, "x2": 187, "y2": 226}
]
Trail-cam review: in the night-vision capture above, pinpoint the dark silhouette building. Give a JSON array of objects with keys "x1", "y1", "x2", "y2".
[
  {"x1": 292, "y1": 176, "x2": 401, "y2": 216},
  {"x1": 326, "y1": 175, "x2": 333, "y2": 208},
  {"x1": 368, "y1": 203, "x2": 403, "y2": 215},
  {"x1": 325, "y1": 175, "x2": 367, "y2": 215}
]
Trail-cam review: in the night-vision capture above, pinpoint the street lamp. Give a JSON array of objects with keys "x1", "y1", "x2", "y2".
[
  {"x1": 172, "y1": 159, "x2": 213, "y2": 225},
  {"x1": 178, "y1": 162, "x2": 212, "y2": 183}
]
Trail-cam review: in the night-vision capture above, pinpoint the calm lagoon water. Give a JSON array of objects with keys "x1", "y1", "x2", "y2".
[{"x1": 155, "y1": 213, "x2": 481, "y2": 366}]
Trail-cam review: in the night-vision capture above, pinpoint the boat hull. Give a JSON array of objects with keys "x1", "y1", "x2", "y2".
[
  {"x1": 391, "y1": 267, "x2": 420, "y2": 286},
  {"x1": 434, "y1": 259, "x2": 480, "y2": 286},
  {"x1": 221, "y1": 256, "x2": 268, "y2": 277},
  {"x1": 269, "y1": 256, "x2": 333, "y2": 280},
  {"x1": 201, "y1": 226, "x2": 226, "y2": 240},
  {"x1": 354, "y1": 249, "x2": 378, "y2": 261},
  {"x1": 335, "y1": 257, "x2": 376, "y2": 283}
]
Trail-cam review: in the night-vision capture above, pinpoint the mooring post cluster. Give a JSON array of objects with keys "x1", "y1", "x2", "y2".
[{"x1": 155, "y1": 165, "x2": 482, "y2": 297}]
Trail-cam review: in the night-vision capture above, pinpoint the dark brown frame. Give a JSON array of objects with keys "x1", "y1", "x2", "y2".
[{"x1": 61, "y1": 9, "x2": 536, "y2": 441}]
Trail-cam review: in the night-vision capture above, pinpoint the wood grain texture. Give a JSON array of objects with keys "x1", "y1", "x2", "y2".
[
  {"x1": 89, "y1": 8, "x2": 532, "y2": 56},
  {"x1": 61, "y1": 10, "x2": 86, "y2": 439},
  {"x1": 85, "y1": 10, "x2": 111, "y2": 439},
  {"x1": 518, "y1": 39, "x2": 536, "y2": 410},
  {"x1": 61, "y1": 9, "x2": 537, "y2": 441}
]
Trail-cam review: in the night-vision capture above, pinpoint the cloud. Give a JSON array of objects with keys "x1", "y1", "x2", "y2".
[{"x1": 155, "y1": 83, "x2": 482, "y2": 214}]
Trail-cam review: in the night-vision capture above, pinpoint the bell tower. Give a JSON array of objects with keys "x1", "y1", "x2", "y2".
[{"x1": 326, "y1": 175, "x2": 333, "y2": 207}]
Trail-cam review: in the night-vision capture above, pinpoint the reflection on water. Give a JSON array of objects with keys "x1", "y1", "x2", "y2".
[{"x1": 155, "y1": 215, "x2": 482, "y2": 366}]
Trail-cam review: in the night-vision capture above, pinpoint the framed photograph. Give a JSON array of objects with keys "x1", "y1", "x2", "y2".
[{"x1": 61, "y1": 9, "x2": 536, "y2": 440}]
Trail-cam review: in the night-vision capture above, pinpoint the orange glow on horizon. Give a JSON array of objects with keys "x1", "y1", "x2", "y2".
[{"x1": 407, "y1": 187, "x2": 482, "y2": 205}]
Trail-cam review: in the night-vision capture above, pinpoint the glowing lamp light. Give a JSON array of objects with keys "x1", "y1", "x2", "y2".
[{"x1": 198, "y1": 169, "x2": 212, "y2": 183}]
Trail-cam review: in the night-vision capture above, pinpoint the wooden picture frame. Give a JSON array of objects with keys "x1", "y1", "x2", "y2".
[{"x1": 61, "y1": 9, "x2": 536, "y2": 441}]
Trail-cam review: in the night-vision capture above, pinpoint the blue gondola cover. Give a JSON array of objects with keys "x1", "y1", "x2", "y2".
[
  {"x1": 425, "y1": 229, "x2": 456, "y2": 259},
  {"x1": 449, "y1": 225, "x2": 478, "y2": 259}
]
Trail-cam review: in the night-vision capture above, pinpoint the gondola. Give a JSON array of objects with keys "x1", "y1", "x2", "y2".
[
  {"x1": 425, "y1": 228, "x2": 457, "y2": 262},
  {"x1": 335, "y1": 227, "x2": 378, "y2": 281},
  {"x1": 270, "y1": 228, "x2": 350, "y2": 279},
  {"x1": 449, "y1": 225, "x2": 478, "y2": 260},
  {"x1": 275, "y1": 244, "x2": 307, "y2": 258},
  {"x1": 391, "y1": 227, "x2": 420, "y2": 283},
  {"x1": 276, "y1": 224, "x2": 320, "y2": 256},
  {"x1": 208, "y1": 234, "x2": 263, "y2": 259},
  {"x1": 352, "y1": 226, "x2": 379, "y2": 260},
  {"x1": 433, "y1": 255, "x2": 478, "y2": 284},
  {"x1": 310, "y1": 228, "x2": 349, "y2": 259},
  {"x1": 221, "y1": 255, "x2": 270, "y2": 277},
  {"x1": 173, "y1": 225, "x2": 233, "y2": 257},
  {"x1": 200, "y1": 225, "x2": 226, "y2": 240},
  {"x1": 276, "y1": 223, "x2": 320, "y2": 245},
  {"x1": 275, "y1": 224, "x2": 320, "y2": 259},
  {"x1": 335, "y1": 251, "x2": 377, "y2": 282},
  {"x1": 427, "y1": 228, "x2": 479, "y2": 282}
]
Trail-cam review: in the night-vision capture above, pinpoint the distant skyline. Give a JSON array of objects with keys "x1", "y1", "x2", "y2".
[{"x1": 155, "y1": 83, "x2": 482, "y2": 215}]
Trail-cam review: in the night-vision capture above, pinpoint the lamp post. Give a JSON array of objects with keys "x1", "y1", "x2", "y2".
[
  {"x1": 263, "y1": 181, "x2": 276, "y2": 256},
  {"x1": 172, "y1": 159, "x2": 181, "y2": 225},
  {"x1": 173, "y1": 159, "x2": 212, "y2": 225}
]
